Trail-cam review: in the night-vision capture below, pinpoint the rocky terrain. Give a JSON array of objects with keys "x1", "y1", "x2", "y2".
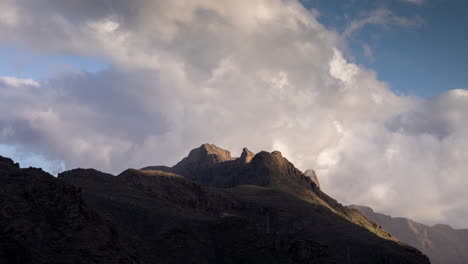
[
  {"x1": 0, "y1": 156, "x2": 137, "y2": 263},
  {"x1": 349, "y1": 205, "x2": 468, "y2": 264},
  {"x1": 1, "y1": 144, "x2": 430, "y2": 263}
]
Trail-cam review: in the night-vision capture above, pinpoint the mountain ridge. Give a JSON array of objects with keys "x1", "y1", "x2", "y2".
[
  {"x1": 349, "y1": 204, "x2": 468, "y2": 264},
  {"x1": 1, "y1": 144, "x2": 430, "y2": 263}
]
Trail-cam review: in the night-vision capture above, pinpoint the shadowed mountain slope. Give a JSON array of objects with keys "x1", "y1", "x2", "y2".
[
  {"x1": 0, "y1": 155, "x2": 137, "y2": 264},
  {"x1": 349, "y1": 205, "x2": 468, "y2": 264},
  {"x1": 1, "y1": 144, "x2": 430, "y2": 263}
]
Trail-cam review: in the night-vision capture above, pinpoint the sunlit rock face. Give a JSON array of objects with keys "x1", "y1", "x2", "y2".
[
  {"x1": 239, "y1": 147, "x2": 255, "y2": 163},
  {"x1": 143, "y1": 144, "x2": 321, "y2": 190}
]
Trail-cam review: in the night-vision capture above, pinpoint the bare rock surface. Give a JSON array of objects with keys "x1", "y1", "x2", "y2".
[
  {"x1": 304, "y1": 169, "x2": 320, "y2": 189},
  {"x1": 239, "y1": 147, "x2": 255, "y2": 163}
]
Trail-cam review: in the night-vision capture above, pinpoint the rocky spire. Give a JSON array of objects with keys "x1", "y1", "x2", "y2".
[
  {"x1": 239, "y1": 148, "x2": 255, "y2": 163},
  {"x1": 304, "y1": 169, "x2": 320, "y2": 189}
]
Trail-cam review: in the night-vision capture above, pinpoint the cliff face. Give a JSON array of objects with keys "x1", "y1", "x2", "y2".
[
  {"x1": 142, "y1": 144, "x2": 320, "y2": 192},
  {"x1": 349, "y1": 205, "x2": 468, "y2": 264},
  {"x1": 304, "y1": 169, "x2": 320, "y2": 189},
  {"x1": 1, "y1": 144, "x2": 431, "y2": 264}
]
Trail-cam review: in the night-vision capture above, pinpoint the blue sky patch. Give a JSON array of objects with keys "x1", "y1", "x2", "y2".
[{"x1": 0, "y1": 45, "x2": 109, "y2": 80}]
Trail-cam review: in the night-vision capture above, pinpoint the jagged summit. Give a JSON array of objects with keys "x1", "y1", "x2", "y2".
[
  {"x1": 174, "y1": 143, "x2": 232, "y2": 168},
  {"x1": 140, "y1": 146, "x2": 371, "y2": 229},
  {"x1": 239, "y1": 147, "x2": 255, "y2": 163},
  {"x1": 304, "y1": 169, "x2": 320, "y2": 189},
  {"x1": 141, "y1": 144, "x2": 252, "y2": 172},
  {"x1": 142, "y1": 144, "x2": 316, "y2": 191},
  {"x1": 190, "y1": 143, "x2": 233, "y2": 162},
  {"x1": 200, "y1": 143, "x2": 232, "y2": 157}
]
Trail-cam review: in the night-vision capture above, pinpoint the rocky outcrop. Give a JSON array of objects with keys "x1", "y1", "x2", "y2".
[
  {"x1": 349, "y1": 205, "x2": 468, "y2": 264},
  {"x1": 143, "y1": 144, "x2": 320, "y2": 193},
  {"x1": 174, "y1": 143, "x2": 233, "y2": 168},
  {"x1": 0, "y1": 155, "x2": 19, "y2": 170},
  {"x1": 304, "y1": 169, "x2": 320, "y2": 189},
  {"x1": 239, "y1": 147, "x2": 255, "y2": 163}
]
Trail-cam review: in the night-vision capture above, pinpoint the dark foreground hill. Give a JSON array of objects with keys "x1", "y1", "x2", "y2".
[
  {"x1": 1, "y1": 145, "x2": 430, "y2": 263},
  {"x1": 348, "y1": 205, "x2": 468, "y2": 264},
  {"x1": 0, "y1": 156, "x2": 137, "y2": 263}
]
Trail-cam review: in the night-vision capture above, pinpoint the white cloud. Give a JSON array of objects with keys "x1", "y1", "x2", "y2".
[
  {"x1": 0, "y1": 76, "x2": 39, "y2": 87},
  {"x1": 401, "y1": 0, "x2": 425, "y2": 5},
  {"x1": 362, "y1": 43, "x2": 375, "y2": 63},
  {"x1": 0, "y1": 0, "x2": 19, "y2": 26},
  {"x1": 0, "y1": 0, "x2": 467, "y2": 228},
  {"x1": 343, "y1": 8, "x2": 424, "y2": 38},
  {"x1": 87, "y1": 18, "x2": 120, "y2": 34}
]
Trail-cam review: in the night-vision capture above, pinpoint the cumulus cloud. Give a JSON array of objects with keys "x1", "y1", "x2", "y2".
[
  {"x1": 322, "y1": 90, "x2": 468, "y2": 228},
  {"x1": 0, "y1": 0, "x2": 467, "y2": 228}
]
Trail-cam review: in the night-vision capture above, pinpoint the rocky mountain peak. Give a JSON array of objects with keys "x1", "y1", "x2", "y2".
[
  {"x1": 201, "y1": 143, "x2": 232, "y2": 159},
  {"x1": 304, "y1": 169, "x2": 320, "y2": 189},
  {"x1": 245, "y1": 151, "x2": 311, "y2": 190},
  {"x1": 239, "y1": 147, "x2": 255, "y2": 163},
  {"x1": 168, "y1": 144, "x2": 234, "y2": 185},
  {"x1": 144, "y1": 145, "x2": 318, "y2": 192},
  {"x1": 184, "y1": 143, "x2": 233, "y2": 165},
  {"x1": 271, "y1": 150, "x2": 282, "y2": 156}
]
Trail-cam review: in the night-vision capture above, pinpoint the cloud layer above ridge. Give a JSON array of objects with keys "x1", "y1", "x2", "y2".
[{"x1": 0, "y1": 0, "x2": 467, "y2": 228}]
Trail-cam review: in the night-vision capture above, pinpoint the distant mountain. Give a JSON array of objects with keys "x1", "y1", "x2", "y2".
[
  {"x1": 348, "y1": 205, "x2": 468, "y2": 264},
  {"x1": 1, "y1": 144, "x2": 430, "y2": 263}
]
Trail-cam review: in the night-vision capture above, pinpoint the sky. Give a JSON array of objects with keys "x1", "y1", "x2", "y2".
[
  {"x1": 0, "y1": 0, "x2": 467, "y2": 228},
  {"x1": 304, "y1": 0, "x2": 468, "y2": 98}
]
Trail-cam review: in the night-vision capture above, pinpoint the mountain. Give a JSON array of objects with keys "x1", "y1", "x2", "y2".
[
  {"x1": 304, "y1": 169, "x2": 320, "y2": 189},
  {"x1": 348, "y1": 205, "x2": 468, "y2": 264},
  {"x1": 0, "y1": 155, "x2": 137, "y2": 263},
  {"x1": 1, "y1": 144, "x2": 430, "y2": 263}
]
